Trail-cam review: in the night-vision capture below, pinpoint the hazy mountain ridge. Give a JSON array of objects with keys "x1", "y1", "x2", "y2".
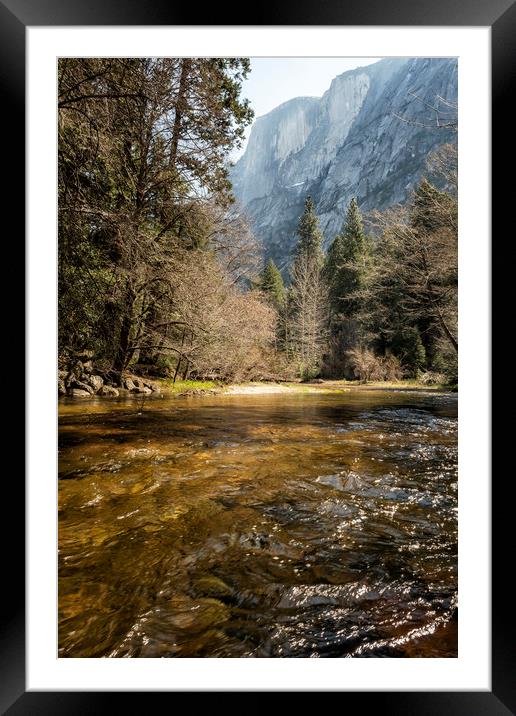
[{"x1": 231, "y1": 58, "x2": 457, "y2": 271}]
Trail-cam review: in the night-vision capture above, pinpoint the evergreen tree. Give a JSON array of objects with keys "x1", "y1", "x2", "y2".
[
  {"x1": 259, "y1": 258, "x2": 286, "y2": 309},
  {"x1": 324, "y1": 233, "x2": 346, "y2": 315},
  {"x1": 294, "y1": 196, "x2": 324, "y2": 266},
  {"x1": 362, "y1": 173, "x2": 457, "y2": 378},
  {"x1": 321, "y1": 198, "x2": 371, "y2": 378},
  {"x1": 324, "y1": 197, "x2": 368, "y2": 319}
]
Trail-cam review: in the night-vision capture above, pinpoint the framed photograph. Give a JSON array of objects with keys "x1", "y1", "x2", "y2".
[{"x1": 6, "y1": 0, "x2": 508, "y2": 710}]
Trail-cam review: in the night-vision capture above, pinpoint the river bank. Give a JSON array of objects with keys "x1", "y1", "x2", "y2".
[
  {"x1": 59, "y1": 376, "x2": 455, "y2": 401},
  {"x1": 224, "y1": 380, "x2": 453, "y2": 395},
  {"x1": 131, "y1": 378, "x2": 455, "y2": 398}
]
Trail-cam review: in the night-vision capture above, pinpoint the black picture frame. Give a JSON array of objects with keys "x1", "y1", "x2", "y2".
[{"x1": 5, "y1": 0, "x2": 509, "y2": 711}]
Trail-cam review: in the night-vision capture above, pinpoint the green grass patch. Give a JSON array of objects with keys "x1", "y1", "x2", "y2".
[{"x1": 157, "y1": 379, "x2": 221, "y2": 394}]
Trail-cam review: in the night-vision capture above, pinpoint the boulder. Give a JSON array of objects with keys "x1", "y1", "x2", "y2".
[
  {"x1": 72, "y1": 380, "x2": 94, "y2": 395},
  {"x1": 144, "y1": 381, "x2": 161, "y2": 393},
  {"x1": 133, "y1": 386, "x2": 152, "y2": 394},
  {"x1": 100, "y1": 385, "x2": 119, "y2": 397},
  {"x1": 87, "y1": 375, "x2": 104, "y2": 392},
  {"x1": 132, "y1": 377, "x2": 146, "y2": 390},
  {"x1": 82, "y1": 360, "x2": 94, "y2": 374},
  {"x1": 123, "y1": 377, "x2": 136, "y2": 391},
  {"x1": 70, "y1": 388, "x2": 91, "y2": 398}
]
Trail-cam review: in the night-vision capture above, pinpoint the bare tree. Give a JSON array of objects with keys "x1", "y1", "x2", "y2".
[
  {"x1": 426, "y1": 142, "x2": 458, "y2": 194},
  {"x1": 289, "y1": 251, "x2": 329, "y2": 378},
  {"x1": 393, "y1": 90, "x2": 458, "y2": 131},
  {"x1": 58, "y1": 58, "x2": 255, "y2": 380}
]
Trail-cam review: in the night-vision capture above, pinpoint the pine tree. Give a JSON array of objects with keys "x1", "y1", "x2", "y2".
[
  {"x1": 259, "y1": 258, "x2": 286, "y2": 309},
  {"x1": 324, "y1": 233, "x2": 346, "y2": 315},
  {"x1": 324, "y1": 197, "x2": 368, "y2": 319},
  {"x1": 294, "y1": 196, "x2": 324, "y2": 266},
  {"x1": 321, "y1": 198, "x2": 371, "y2": 378},
  {"x1": 362, "y1": 174, "x2": 457, "y2": 377}
]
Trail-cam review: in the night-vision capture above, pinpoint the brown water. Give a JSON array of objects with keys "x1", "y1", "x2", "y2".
[{"x1": 58, "y1": 389, "x2": 458, "y2": 658}]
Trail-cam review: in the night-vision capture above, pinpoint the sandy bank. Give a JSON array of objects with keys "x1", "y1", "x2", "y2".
[
  {"x1": 222, "y1": 381, "x2": 452, "y2": 396},
  {"x1": 224, "y1": 383, "x2": 302, "y2": 395}
]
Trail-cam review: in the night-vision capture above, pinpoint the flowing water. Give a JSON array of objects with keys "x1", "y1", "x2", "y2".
[{"x1": 58, "y1": 388, "x2": 458, "y2": 658}]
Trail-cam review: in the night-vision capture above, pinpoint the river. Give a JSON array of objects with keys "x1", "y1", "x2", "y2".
[{"x1": 58, "y1": 388, "x2": 458, "y2": 658}]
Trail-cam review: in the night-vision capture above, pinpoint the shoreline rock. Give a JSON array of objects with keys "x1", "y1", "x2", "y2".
[
  {"x1": 72, "y1": 380, "x2": 95, "y2": 395},
  {"x1": 87, "y1": 375, "x2": 104, "y2": 392},
  {"x1": 59, "y1": 353, "x2": 185, "y2": 398},
  {"x1": 70, "y1": 388, "x2": 91, "y2": 398},
  {"x1": 59, "y1": 358, "x2": 163, "y2": 398},
  {"x1": 99, "y1": 385, "x2": 119, "y2": 397}
]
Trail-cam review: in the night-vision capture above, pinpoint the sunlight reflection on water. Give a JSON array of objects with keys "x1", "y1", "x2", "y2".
[{"x1": 58, "y1": 389, "x2": 457, "y2": 658}]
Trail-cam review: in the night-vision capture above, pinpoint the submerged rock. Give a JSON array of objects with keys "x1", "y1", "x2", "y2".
[
  {"x1": 167, "y1": 595, "x2": 229, "y2": 631},
  {"x1": 316, "y1": 471, "x2": 369, "y2": 492},
  {"x1": 194, "y1": 576, "x2": 233, "y2": 599},
  {"x1": 316, "y1": 474, "x2": 344, "y2": 490}
]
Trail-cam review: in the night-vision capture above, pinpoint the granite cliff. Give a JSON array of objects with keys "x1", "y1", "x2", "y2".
[{"x1": 231, "y1": 58, "x2": 457, "y2": 270}]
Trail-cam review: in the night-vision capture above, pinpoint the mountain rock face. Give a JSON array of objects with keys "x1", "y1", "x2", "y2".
[{"x1": 231, "y1": 58, "x2": 457, "y2": 271}]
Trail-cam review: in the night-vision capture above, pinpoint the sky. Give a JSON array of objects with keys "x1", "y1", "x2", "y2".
[{"x1": 232, "y1": 57, "x2": 380, "y2": 160}]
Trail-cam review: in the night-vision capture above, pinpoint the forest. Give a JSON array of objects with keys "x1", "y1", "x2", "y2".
[{"x1": 58, "y1": 58, "x2": 458, "y2": 393}]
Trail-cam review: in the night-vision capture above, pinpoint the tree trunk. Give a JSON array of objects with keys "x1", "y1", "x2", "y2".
[
  {"x1": 169, "y1": 59, "x2": 191, "y2": 169},
  {"x1": 112, "y1": 285, "x2": 136, "y2": 376},
  {"x1": 437, "y1": 309, "x2": 458, "y2": 354},
  {"x1": 112, "y1": 313, "x2": 132, "y2": 375},
  {"x1": 173, "y1": 328, "x2": 187, "y2": 383},
  {"x1": 427, "y1": 277, "x2": 458, "y2": 355}
]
